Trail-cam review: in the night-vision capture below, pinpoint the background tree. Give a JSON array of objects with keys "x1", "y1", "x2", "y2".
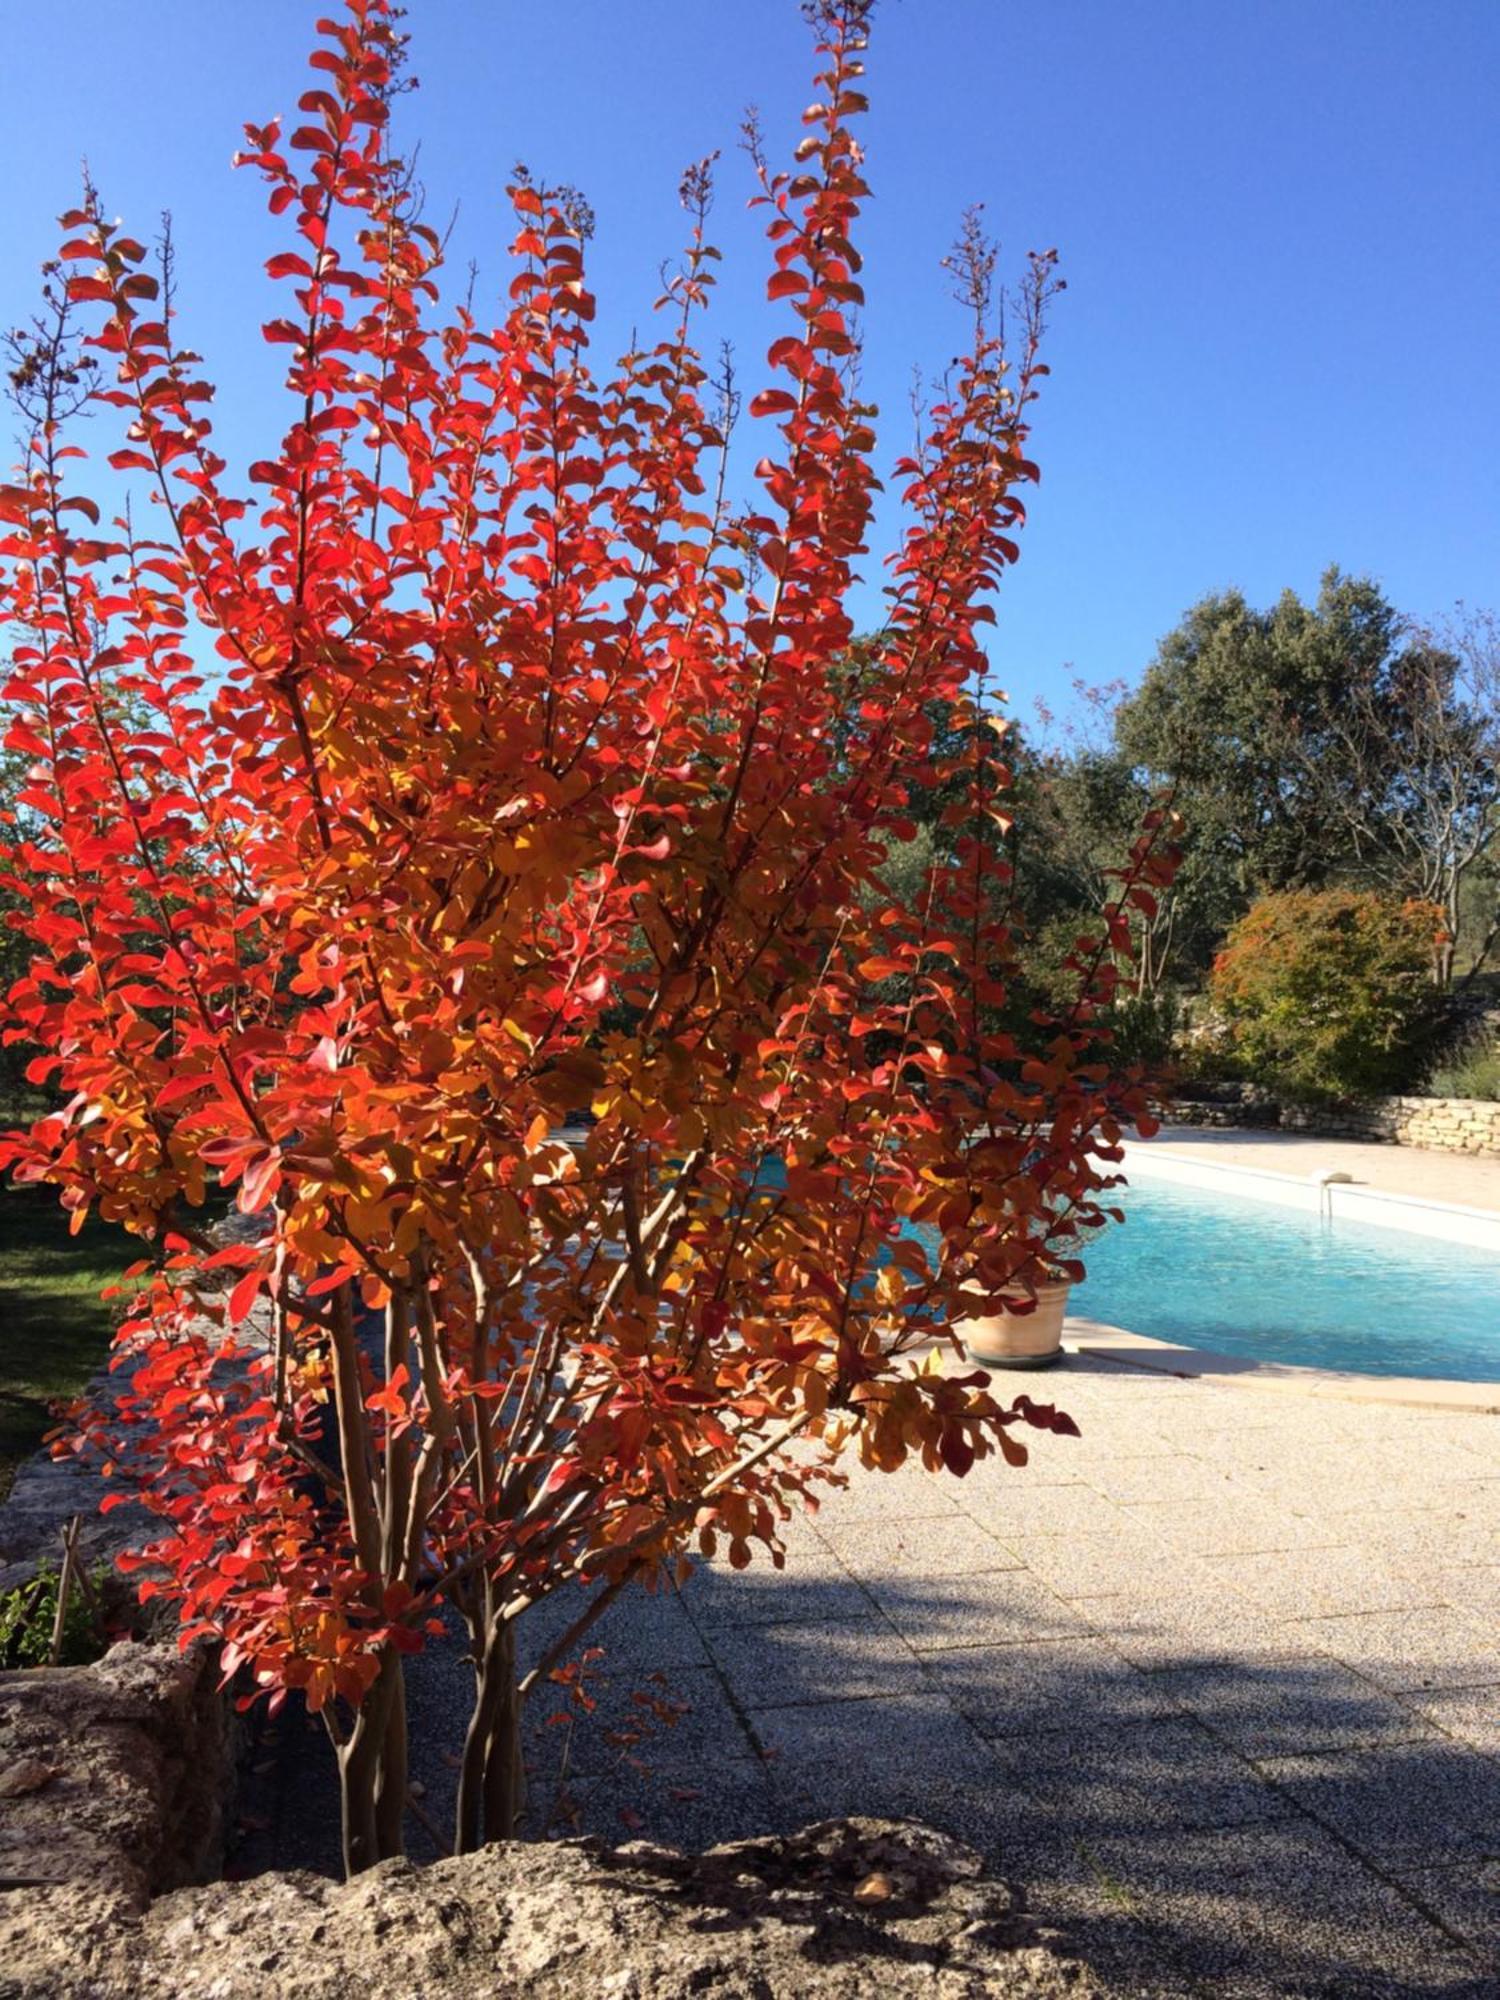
[
  {"x1": 0, "y1": 0, "x2": 1174, "y2": 1874},
  {"x1": 1288, "y1": 608, "x2": 1499, "y2": 986},
  {"x1": 1116, "y1": 568, "x2": 1412, "y2": 904}
]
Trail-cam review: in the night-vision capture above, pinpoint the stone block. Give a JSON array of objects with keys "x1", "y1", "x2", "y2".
[{"x1": 0, "y1": 1641, "x2": 227, "y2": 1911}]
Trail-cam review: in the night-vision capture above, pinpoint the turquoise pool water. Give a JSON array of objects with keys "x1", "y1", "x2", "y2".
[{"x1": 1072, "y1": 1175, "x2": 1500, "y2": 1381}]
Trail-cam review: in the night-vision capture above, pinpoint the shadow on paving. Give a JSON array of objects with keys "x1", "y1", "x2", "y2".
[{"x1": 229, "y1": 1566, "x2": 1500, "y2": 1999}]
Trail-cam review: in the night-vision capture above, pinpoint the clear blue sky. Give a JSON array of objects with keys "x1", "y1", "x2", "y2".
[{"x1": 2, "y1": 0, "x2": 1496, "y2": 725}]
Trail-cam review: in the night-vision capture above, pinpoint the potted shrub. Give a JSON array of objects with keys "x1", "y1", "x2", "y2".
[
  {"x1": 956, "y1": 1270, "x2": 1073, "y2": 1370},
  {"x1": 948, "y1": 1175, "x2": 1111, "y2": 1370}
]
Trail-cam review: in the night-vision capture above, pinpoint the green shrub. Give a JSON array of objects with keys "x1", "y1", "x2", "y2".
[
  {"x1": 1171, "y1": 1011, "x2": 1240, "y2": 1087},
  {"x1": 1210, "y1": 890, "x2": 1443, "y2": 1102},
  {"x1": 0, "y1": 1560, "x2": 110, "y2": 1669},
  {"x1": 1103, "y1": 989, "x2": 1181, "y2": 1071},
  {"x1": 1425, "y1": 1028, "x2": 1500, "y2": 1101}
]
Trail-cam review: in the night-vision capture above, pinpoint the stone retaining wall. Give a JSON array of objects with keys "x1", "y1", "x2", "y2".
[
  {"x1": 1164, "y1": 1087, "x2": 1500, "y2": 1156},
  {"x1": 1159, "y1": 1086, "x2": 1279, "y2": 1131},
  {"x1": 0, "y1": 1642, "x2": 230, "y2": 1915},
  {"x1": 1278, "y1": 1094, "x2": 1500, "y2": 1153}
]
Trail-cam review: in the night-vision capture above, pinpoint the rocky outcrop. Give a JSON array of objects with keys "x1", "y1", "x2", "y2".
[{"x1": 1, "y1": 1813, "x2": 1095, "y2": 2000}]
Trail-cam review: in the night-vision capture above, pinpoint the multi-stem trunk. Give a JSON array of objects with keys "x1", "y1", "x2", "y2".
[
  {"x1": 327, "y1": 1285, "x2": 420, "y2": 1875},
  {"x1": 455, "y1": 1610, "x2": 524, "y2": 1853},
  {"x1": 336, "y1": 1648, "x2": 408, "y2": 1875}
]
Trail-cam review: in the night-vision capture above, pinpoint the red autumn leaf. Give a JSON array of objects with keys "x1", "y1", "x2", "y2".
[{"x1": 227, "y1": 1271, "x2": 264, "y2": 1325}]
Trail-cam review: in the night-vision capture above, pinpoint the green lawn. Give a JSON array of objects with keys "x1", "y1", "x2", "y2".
[{"x1": 0, "y1": 1186, "x2": 131, "y2": 1502}]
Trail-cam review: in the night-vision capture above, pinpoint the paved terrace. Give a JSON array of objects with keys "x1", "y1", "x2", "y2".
[
  {"x1": 247, "y1": 1348, "x2": 1500, "y2": 1997},
  {"x1": 1144, "y1": 1124, "x2": 1500, "y2": 1212}
]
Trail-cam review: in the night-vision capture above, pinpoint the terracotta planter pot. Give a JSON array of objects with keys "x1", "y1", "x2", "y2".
[{"x1": 956, "y1": 1278, "x2": 1072, "y2": 1369}]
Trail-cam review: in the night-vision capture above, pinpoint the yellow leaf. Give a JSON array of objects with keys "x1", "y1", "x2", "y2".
[{"x1": 874, "y1": 1265, "x2": 904, "y2": 1306}]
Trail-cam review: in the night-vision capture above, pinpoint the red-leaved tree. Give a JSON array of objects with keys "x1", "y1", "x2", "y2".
[{"x1": 0, "y1": 0, "x2": 1177, "y2": 1872}]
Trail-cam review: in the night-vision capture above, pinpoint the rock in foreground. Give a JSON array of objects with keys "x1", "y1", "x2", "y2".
[
  {"x1": 8, "y1": 1816, "x2": 1095, "y2": 1999},
  {"x1": 0, "y1": 1643, "x2": 1092, "y2": 1998}
]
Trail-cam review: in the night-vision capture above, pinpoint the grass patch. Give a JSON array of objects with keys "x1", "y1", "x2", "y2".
[{"x1": 0, "y1": 1186, "x2": 131, "y2": 1502}]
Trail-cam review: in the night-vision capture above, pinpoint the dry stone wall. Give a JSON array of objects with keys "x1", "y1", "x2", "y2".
[
  {"x1": 1278, "y1": 1095, "x2": 1500, "y2": 1154},
  {"x1": 1164, "y1": 1087, "x2": 1500, "y2": 1156}
]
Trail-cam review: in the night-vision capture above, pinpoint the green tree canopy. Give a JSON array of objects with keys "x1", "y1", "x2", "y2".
[{"x1": 1115, "y1": 567, "x2": 1416, "y2": 901}]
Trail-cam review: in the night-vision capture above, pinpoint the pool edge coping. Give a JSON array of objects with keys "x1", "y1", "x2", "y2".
[
  {"x1": 1064, "y1": 1316, "x2": 1500, "y2": 1415},
  {"x1": 1117, "y1": 1137, "x2": 1500, "y2": 1251}
]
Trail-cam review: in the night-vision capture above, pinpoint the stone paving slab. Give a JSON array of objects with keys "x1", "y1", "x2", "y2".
[
  {"x1": 807, "y1": 1462, "x2": 968, "y2": 1522},
  {"x1": 1359, "y1": 1520, "x2": 1500, "y2": 1571},
  {"x1": 521, "y1": 1574, "x2": 712, "y2": 1670},
  {"x1": 1080, "y1": 1453, "x2": 1242, "y2": 1506},
  {"x1": 1417, "y1": 1561, "x2": 1500, "y2": 1617},
  {"x1": 703, "y1": 1612, "x2": 931, "y2": 1708},
  {"x1": 991, "y1": 1529, "x2": 1182, "y2": 1600},
  {"x1": 1148, "y1": 1653, "x2": 1441, "y2": 1760},
  {"x1": 1280, "y1": 1603, "x2": 1500, "y2": 1693},
  {"x1": 1403, "y1": 1683, "x2": 1500, "y2": 1759},
  {"x1": 919, "y1": 1634, "x2": 1180, "y2": 1737},
  {"x1": 558, "y1": 1751, "x2": 780, "y2": 1852},
  {"x1": 1390, "y1": 1860, "x2": 1500, "y2": 1970},
  {"x1": 871, "y1": 1568, "x2": 1092, "y2": 1653},
  {"x1": 989, "y1": 1716, "x2": 1298, "y2": 1837},
  {"x1": 1198, "y1": 1546, "x2": 1449, "y2": 1620},
  {"x1": 686, "y1": 1563, "x2": 876, "y2": 1629},
  {"x1": 1085, "y1": 1819, "x2": 1492, "y2": 1996},
  {"x1": 957, "y1": 1478, "x2": 1145, "y2": 1541},
  {"x1": 1121, "y1": 1493, "x2": 1353, "y2": 1557},
  {"x1": 540, "y1": 1660, "x2": 753, "y2": 1779},
  {"x1": 749, "y1": 1689, "x2": 1002, "y2": 1810},
  {"x1": 1259, "y1": 1737, "x2": 1500, "y2": 1865},
  {"x1": 1073, "y1": 1583, "x2": 1319, "y2": 1671},
  {"x1": 811, "y1": 1509, "x2": 1027, "y2": 1578},
  {"x1": 1286, "y1": 1470, "x2": 1500, "y2": 1522}
]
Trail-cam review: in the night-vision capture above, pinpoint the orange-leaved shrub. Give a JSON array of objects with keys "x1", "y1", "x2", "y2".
[
  {"x1": 0, "y1": 0, "x2": 1178, "y2": 1869},
  {"x1": 1210, "y1": 889, "x2": 1444, "y2": 1102}
]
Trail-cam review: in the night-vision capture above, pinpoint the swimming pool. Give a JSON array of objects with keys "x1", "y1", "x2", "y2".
[{"x1": 1072, "y1": 1174, "x2": 1500, "y2": 1381}]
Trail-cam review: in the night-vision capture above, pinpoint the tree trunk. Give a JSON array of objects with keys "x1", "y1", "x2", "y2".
[
  {"x1": 455, "y1": 1614, "x2": 523, "y2": 1852},
  {"x1": 338, "y1": 1648, "x2": 406, "y2": 1876},
  {"x1": 481, "y1": 1627, "x2": 524, "y2": 1843},
  {"x1": 374, "y1": 1655, "x2": 409, "y2": 1862},
  {"x1": 1436, "y1": 872, "x2": 1461, "y2": 989}
]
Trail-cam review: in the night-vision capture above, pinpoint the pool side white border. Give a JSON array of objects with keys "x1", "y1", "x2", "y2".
[
  {"x1": 1063, "y1": 1316, "x2": 1500, "y2": 1415},
  {"x1": 1118, "y1": 1138, "x2": 1500, "y2": 1253}
]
